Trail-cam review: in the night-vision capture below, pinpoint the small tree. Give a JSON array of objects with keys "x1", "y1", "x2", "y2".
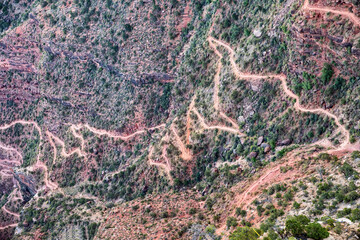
[
  {"x1": 229, "y1": 227, "x2": 260, "y2": 240},
  {"x1": 285, "y1": 215, "x2": 309, "y2": 237},
  {"x1": 305, "y1": 223, "x2": 329, "y2": 240},
  {"x1": 321, "y1": 63, "x2": 334, "y2": 84},
  {"x1": 286, "y1": 218, "x2": 305, "y2": 236},
  {"x1": 227, "y1": 217, "x2": 238, "y2": 229}
]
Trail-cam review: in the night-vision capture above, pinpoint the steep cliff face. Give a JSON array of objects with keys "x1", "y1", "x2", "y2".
[{"x1": 0, "y1": 0, "x2": 360, "y2": 239}]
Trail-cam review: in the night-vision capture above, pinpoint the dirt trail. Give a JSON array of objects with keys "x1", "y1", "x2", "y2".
[
  {"x1": 185, "y1": 96, "x2": 244, "y2": 144},
  {"x1": 148, "y1": 146, "x2": 173, "y2": 183},
  {"x1": 208, "y1": 36, "x2": 350, "y2": 148},
  {"x1": 0, "y1": 223, "x2": 18, "y2": 230},
  {"x1": 216, "y1": 149, "x2": 306, "y2": 234},
  {"x1": 30, "y1": 161, "x2": 58, "y2": 190},
  {"x1": 0, "y1": 120, "x2": 58, "y2": 191},
  {"x1": 234, "y1": 149, "x2": 303, "y2": 210},
  {"x1": 209, "y1": 0, "x2": 360, "y2": 231},
  {"x1": 303, "y1": 0, "x2": 360, "y2": 27},
  {"x1": 0, "y1": 142, "x2": 23, "y2": 162},
  {"x1": 186, "y1": 97, "x2": 196, "y2": 145},
  {"x1": 170, "y1": 123, "x2": 192, "y2": 161},
  {"x1": 46, "y1": 130, "x2": 87, "y2": 161},
  {"x1": 0, "y1": 120, "x2": 166, "y2": 192},
  {"x1": 0, "y1": 169, "x2": 14, "y2": 178},
  {"x1": 208, "y1": 37, "x2": 246, "y2": 134},
  {"x1": 2, "y1": 205, "x2": 20, "y2": 219},
  {"x1": 80, "y1": 123, "x2": 165, "y2": 140},
  {"x1": 192, "y1": 107, "x2": 245, "y2": 135}
]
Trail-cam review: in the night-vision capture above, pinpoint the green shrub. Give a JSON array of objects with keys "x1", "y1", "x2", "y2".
[
  {"x1": 321, "y1": 63, "x2": 334, "y2": 84},
  {"x1": 341, "y1": 163, "x2": 357, "y2": 178},
  {"x1": 351, "y1": 209, "x2": 360, "y2": 221},
  {"x1": 305, "y1": 222, "x2": 329, "y2": 240},
  {"x1": 227, "y1": 217, "x2": 238, "y2": 228},
  {"x1": 230, "y1": 227, "x2": 260, "y2": 240},
  {"x1": 189, "y1": 208, "x2": 197, "y2": 215},
  {"x1": 285, "y1": 215, "x2": 309, "y2": 236}
]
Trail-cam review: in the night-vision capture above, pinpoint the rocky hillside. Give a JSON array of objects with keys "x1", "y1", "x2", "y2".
[{"x1": 0, "y1": 0, "x2": 360, "y2": 239}]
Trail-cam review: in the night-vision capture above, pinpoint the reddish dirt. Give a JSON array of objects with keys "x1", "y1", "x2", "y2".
[
  {"x1": 176, "y1": 3, "x2": 192, "y2": 33},
  {"x1": 95, "y1": 191, "x2": 205, "y2": 240}
]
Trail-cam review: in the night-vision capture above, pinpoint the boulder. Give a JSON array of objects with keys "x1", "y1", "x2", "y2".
[
  {"x1": 260, "y1": 143, "x2": 269, "y2": 148},
  {"x1": 253, "y1": 29, "x2": 262, "y2": 38},
  {"x1": 264, "y1": 146, "x2": 271, "y2": 153},
  {"x1": 278, "y1": 139, "x2": 291, "y2": 146},
  {"x1": 336, "y1": 218, "x2": 352, "y2": 224},
  {"x1": 238, "y1": 115, "x2": 245, "y2": 123},
  {"x1": 248, "y1": 151, "x2": 258, "y2": 159},
  {"x1": 257, "y1": 136, "x2": 264, "y2": 146}
]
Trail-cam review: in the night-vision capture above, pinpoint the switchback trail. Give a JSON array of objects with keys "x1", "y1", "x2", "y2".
[
  {"x1": 208, "y1": 36, "x2": 350, "y2": 148},
  {"x1": 209, "y1": 1, "x2": 360, "y2": 233},
  {"x1": 0, "y1": 120, "x2": 58, "y2": 190},
  {"x1": 185, "y1": 96, "x2": 244, "y2": 145},
  {"x1": 192, "y1": 107, "x2": 245, "y2": 135},
  {"x1": 303, "y1": 0, "x2": 360, "y2": 27},
  {"x1": 208, "y1": 37, "x2": 247, "y2": 134},
  {"x1": 2, "y1": 205, "x2": 20, "y2": 219},
  {"x1": 0, "y1": 120, "x2": 167, "y2": 191},
  {"x1": 78, "y1": 123, "x2": 166, "y2": 141},
  {"x1": 148, "y1": 146, "x2": 173, "y2": 183},
  {"x1": 170, "y1": 123, "x2": 192, "y2": 161}
]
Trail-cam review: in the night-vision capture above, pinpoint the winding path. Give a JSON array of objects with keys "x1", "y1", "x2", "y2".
[
  {"x1": 208, "y1": 37, "x2": 246, "y2": 134},
  {"x1": 192, "y1": 107, "x2": 244, "y2": 135},
  {"x1": 0, "y1": 223, "x2": 18, "y2": 230},
  {"x1": 303, "y1": 0, "x2": 360, "y2": 27},
  {"x1": 170, "y1": 123, "x2": 192, "y2": 161},
  {"x1": 0, "y1": 120, "x2": 166, "y2": 191},
  {"x1": 148, "y1": 146, "x2": 173, "y2": 183},
  {"x1": 208, "y1": 36, "x2": 350, "y2": 148},
  {"x1": 79, "y1": 123, "x2": 166, "y2": 141},
  {"x1": 2, "y1": 205, "x2": 20, "y2": 219},
  {"x1": 211, "y1": 0, "x2": 360, "y2": 234}
]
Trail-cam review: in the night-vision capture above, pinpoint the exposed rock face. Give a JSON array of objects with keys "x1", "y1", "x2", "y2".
[{"x1": 13, "y1": 173, "x2": 36, "y2": 202}]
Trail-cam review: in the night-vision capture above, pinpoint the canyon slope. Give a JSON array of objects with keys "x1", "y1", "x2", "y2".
[{"x1": 1, "y1": 0, "x2": 360, "y2": 239}]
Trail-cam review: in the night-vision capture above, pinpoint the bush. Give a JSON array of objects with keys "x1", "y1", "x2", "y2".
[
  {"x1": 285, "y1": 215, "x2": 309, "y2": 237},
  {"x1": 352, "y1": 151, "x2": 360, "y2": 160},
  {"x1": 305, "y1": 223, "x2": 329, "y2": 240},
  {"x1": 351, "y1": 209, "x2": 360, "y2": 221},
  {"x1": 341, "y1": 163, "x2": 357, "y2": 178},
  {"x1": 236, "y1": 208, "x2": 247, "y2": 217},
  {"x1": 321, "y1": 63, "x2": 334, "y2": 84},
  {"x1": 227, "y1": 217, "x2": 238, "y2": 228},
  {"x1": 293, "y1": 201, "x2": 300, "y2": 209},
  {"x1": 229, "y1": 227, "x2": 260, "y2": 240},
  {"x1": 189, "y1": 208, "x2": 197, "y2": 215},
  {"x1": 88, "y1": 222, "x2": 99, "y2": 239},
  {"x1": 205, "y1": 225, "x2": 216, "y2": 234}
]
